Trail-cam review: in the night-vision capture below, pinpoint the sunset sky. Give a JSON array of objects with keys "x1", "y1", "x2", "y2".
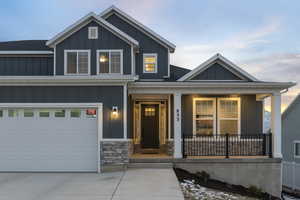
[{"x1": 0, "y1": 0, "x2": 299, "y2": 111}]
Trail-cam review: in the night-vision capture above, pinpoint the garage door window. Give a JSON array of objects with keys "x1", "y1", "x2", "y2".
[
  {"x1": 39, "y1": 110, "x2": 50, "y2": 118},
  {"x1": 24, "y1": 109, "x2": 34, "y2": 117},
  {"x1": 71, "y1": 109, "x2": 81, "y2": 118},
  {"x1": 8, "y1": 110, "x2": 18, "y2": 118},
  {"x1": 0, "y1": 110, "x2": 2, "y2": 118},
  {"x1": 55, "y1": 110, "x2": 66, "y2": 118},
  {"x1": 86, "y1": 109, "x2": 97, "y2": 118}
]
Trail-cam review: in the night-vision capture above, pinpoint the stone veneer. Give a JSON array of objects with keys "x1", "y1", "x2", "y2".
[
  {"x1": 167, "y1": 140, "x2": 174, "y2": 156},
  {"x1": 100, "y1": 140, "x2": 133, "y2": 166}
]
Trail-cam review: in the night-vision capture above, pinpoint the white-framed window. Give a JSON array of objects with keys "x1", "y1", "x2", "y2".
[
  {"x1": 143, "y1": 53, "x2": 157, "y2": 73},
  {"x1": 24, "y1": 109, "x2": 34, "y2": 117},
  {"x1": 54, "y1": 109, "x2": 66, "y2": 118},
  {"x1": 88, "y1": 27, "x2": 98, "y2": 39},
  {"x1": 64, "y1": 50, "x2": 90, "y2": 75},
  {"x1": 217, "y1": 98, "x2": 240, "y2": 135},
  {"x1": 295, "y1": 141, "x2": 300, "y2": 158},
  {"x1": 70, "y1": 109, "x2": 81, "y2": 118},
  {"x1": 8, "y1": 109, "x2": 19, "y2": 118},
  {"x1": 193, "y1": 98, "x2": 216, "y2": 135},
  {"x1": 97, "y1": 50, "x2": 123, "y2": 74},
  {"x1": 193, "y1": 97, "x2": 240, "y2": 135},
  {"x1": 39, "y1": 110, "x2": 50, "y2": 118}
]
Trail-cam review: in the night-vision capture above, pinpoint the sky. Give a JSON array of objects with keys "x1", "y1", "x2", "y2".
[{"x1": 0, "y1": 0, "x2": 300, "y2": 111}]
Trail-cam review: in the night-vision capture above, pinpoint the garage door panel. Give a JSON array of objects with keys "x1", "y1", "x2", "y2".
[{"x1": 0, "y1": 108, "x2": 98, "y2": 172}]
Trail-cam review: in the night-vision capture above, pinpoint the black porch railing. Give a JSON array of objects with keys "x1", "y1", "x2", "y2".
[{"x1": 182, "y1": 133, "x2": 272, "y2": 158}]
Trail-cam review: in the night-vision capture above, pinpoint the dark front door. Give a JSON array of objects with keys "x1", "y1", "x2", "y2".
[{"x1": 141, "y1": 104, "x2": 159, "y2": 148}]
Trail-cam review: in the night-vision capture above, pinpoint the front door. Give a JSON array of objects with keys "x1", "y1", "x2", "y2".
[{"x1": 141, "y1": 104, "x2": 159, "y2": 148}]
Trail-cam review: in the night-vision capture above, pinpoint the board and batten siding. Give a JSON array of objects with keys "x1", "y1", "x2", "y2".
[
  {"x1": 55, "y1": 21, "x2": 132, "y2": 75},
  {"x1": 282, "y1": 98, "x2": 300, "y2": 163},
  {"x1": 0, "y1": 56, "x2": 53, "y2": 76},
  {"x1": 0, "y1": 86, "x2": 124, "y2": 139},
  {"x1": 106, "y1": 14, "x2": 169, "y2": 79},
  {"x1": 181, "y1": 95, "x2": 263, "y2": 136}
]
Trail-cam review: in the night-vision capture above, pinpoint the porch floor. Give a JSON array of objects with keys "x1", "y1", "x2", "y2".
[{"x1": 130, "y1": 153, "x2": 171, "y2": 159}]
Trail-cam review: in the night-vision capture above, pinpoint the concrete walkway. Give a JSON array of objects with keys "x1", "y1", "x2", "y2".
[{"x1": 0, "y1": 169, "x2": 184, "y2": 200}]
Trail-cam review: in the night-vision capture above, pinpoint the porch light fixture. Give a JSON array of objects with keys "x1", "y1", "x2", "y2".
[{"x1": 112, "y1": 106, "x2": 118, "y2": 117}]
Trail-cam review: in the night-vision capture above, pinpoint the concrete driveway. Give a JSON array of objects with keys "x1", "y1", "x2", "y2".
[{"x1": 0, "y1": 169, "x2": 184, "y2": 200}]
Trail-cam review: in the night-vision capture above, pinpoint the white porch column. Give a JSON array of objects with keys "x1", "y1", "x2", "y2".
[
  {"x1": 173, "y1": 92, "x2": 182, "y2": 158},
  {"x1": 271, "y1": 92, "x2": 282, "y2": 158}
]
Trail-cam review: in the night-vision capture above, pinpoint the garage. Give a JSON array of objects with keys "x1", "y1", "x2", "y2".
[{"x1": 0, "y1": 103, "x2": 102, "y2": 172}]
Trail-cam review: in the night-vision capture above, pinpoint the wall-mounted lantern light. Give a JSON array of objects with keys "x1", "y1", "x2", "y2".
[{"x1": 112, "y1": 106, "x2": 118, "y2": 118}]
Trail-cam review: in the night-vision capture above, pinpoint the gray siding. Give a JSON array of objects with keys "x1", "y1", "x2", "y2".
[
  {"x1": 181, "y1": 95, "x2": 263, "y2": 136},
  {"x1": 55, "y1": 21, "x2": 132, "y2": 75},
  {"x1": 0, "y1": 56, "x2": 53, "y2": 76},
  {"x1": 0, "y1": 86, "x2": 124, "y2": 139},
  {"x1": 282, "y1": 99, "x2": 300, "y2": 163},
  {"x1": 106, "y1": 14, "x2": 169, "y2": 79},
  {"x1": 191, "y1": 63, "x2": 243, "y2": 81}
]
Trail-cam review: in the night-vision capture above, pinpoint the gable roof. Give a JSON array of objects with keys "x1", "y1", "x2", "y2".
[
  {"x1": 46, "y1": 12, "x2": 139, "y2": 48},
  {"x1": 0, "y1": 40, "x2": 52, "y2": 51},
  {"x1": 177, "y1": 54, "x2": 259, "y2": 82},
  {"x1": 99, "y1": 5, "x2": 176, "y2": 53},
  {"x1": 165, "y1": 65, "x2": 191, "y2": 81},
  {"x1": 282, "y1": 93, "x2": 300, "y2": 119}
]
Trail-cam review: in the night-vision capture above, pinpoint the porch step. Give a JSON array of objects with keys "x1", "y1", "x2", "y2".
[{"x1": 127, "y1": 162, "x2": 173, "y2": 169}]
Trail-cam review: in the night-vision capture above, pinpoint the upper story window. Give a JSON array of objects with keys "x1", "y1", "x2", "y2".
[
  {"x1": 295, "y1": 141, "x2": 300, "y2": 158},
  {"x1": 64, "y1": 50, "x2": 90, "y2": 75},
  {"x1": 97, "y1": 50, "x2": 123, "y2": 74},
  {"x1": 143, "y1": 53, "x2": 157, "y2": 73},
  {"x1": 88, "y1": 27, "x2": 98, "y2": 39}
]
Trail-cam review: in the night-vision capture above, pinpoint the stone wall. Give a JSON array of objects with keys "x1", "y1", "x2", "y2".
[
  {"x1": 167, "y1": 140, "x2": 174, "y2": 156},
  {"x1": 100, "y1": 140, "x2": 132, "y2": 166},
  {"x1": 174, "y1": 158, "x2": 282, "y2": 198}
]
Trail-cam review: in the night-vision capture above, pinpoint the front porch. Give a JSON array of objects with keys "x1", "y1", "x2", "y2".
[{"x1": 127, "y1": 82, "x2": 285, "y2": 160}]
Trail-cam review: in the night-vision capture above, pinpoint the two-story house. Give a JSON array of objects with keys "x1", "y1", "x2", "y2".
[{"x1": 0, "y1": 5, "x2": 295, "y2": 197}]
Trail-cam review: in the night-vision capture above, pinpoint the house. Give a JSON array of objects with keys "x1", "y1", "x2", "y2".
[
  {"x1": 282, "y1": 94, "x2": 300, "y2": 192},
  {"x1": 0, "y1": 5, "x2": 295, "y2": 197}
]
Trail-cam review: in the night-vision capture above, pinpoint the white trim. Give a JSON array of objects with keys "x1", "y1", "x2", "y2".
[
  {"x1": 99, "y1": 6, "x2": 176, "y2": 52},
  {"x1": 101, "y1": 139, "x2": 131, "y2": 141},
  {"x1": 178, "y1": 54, "x2": 259, "y2": 82},
  {"x1": 53, "y1": 46, "x2": 56, "y2": 76},
  {"x1": 64, "y1": 50, "x2": 91, "y2": 75},
  {"x1": 88, "y1": 26, "x2": 98, "y2": 39},
  {"x1": 0, "y1": 102, "x2": 103, "y2": 173},
  {"x1": 294, "y1": 141, "x2": 300, "y2": 158},
  {"x1": 96, "y1": 49, "x2": 123, "y2": 75},
  {"x1": 123, "y1": 84, "x2": 127, "y2": 139},
  {"x1": 0, "y1": 51, "x2": 53, "y2": 55},
  {"x1": 46, "y1": 12, "x2": 139, "y2": 47},
  {"x1": 131, "y1": 46, "x2": 135, "y2": 75},
  {"x1": 143, "y1": 53, "x2": 158, "y2": 73},
  {"x1": 168, "y1": 94, "x2": 171, "y2": 140},
  {"x1": 217, "y1": 97, "x2": 241, "y2": 135},
  {"x1": 192, "y1": 98, "x2": 217, "y2": 135},
  {"x1": 173, "y1": 92, "x2": 182, "y2": 158}
]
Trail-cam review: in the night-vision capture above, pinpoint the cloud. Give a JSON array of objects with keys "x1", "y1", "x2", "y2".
[
  {"x1": 171, "y1": 17, "x2": 282, "y2": 68},
  {"x1": 239, "y1": 53, "x2": 300, "y2": 111}
]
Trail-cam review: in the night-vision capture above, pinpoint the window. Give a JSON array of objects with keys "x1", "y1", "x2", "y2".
[
  {"x1": 39, "y1": 110, "x2": 50, "y2": 118},
  {"x1": 86, "y1": 109, "x2": 97, "y2": 118},
  {"x1": 295, "y1": 142, "x2": 300, "y2": 158},
  {"x1": 24, "y1": 109, "x2": 34, "y2": 117},
  {"x1": 144, "y1": 107, "x2": 155, "y2": 117},
  {"x1": 193, "y1": 98, "x2": 216, "y2": 135},
  {"x1": 71, "y1": 109, "x2": 81, "y2": 118},
  {"x1": 88, "y1": 27, "x2": 98, "y2": 39},
  {"x1": 65, "y1": 50, "x2": 90, "y2": 75},
  {"x1": 193, "y1": 98, "x2": 240, "y2": 135},
  {"x1": 218, "y1": 98, "x2": 240, "y2": 135},
  {"x1": 143, "y1": 54, "x2": 157, "y2": 73},
  {"x1": 0, "y1": 110, "x2": 3, "y2": 118},
  {"x1": 54, "y1": 109, "x2": 65, "y2": 118},
  {"x1": 97, "y1": 50, "x2": 122, "y2": 74},
  {"x1": 8, "y1": 109, "x2": 18, "y2": 118}
]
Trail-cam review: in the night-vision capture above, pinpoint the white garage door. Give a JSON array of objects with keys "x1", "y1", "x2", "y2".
[{"x1": 0, "y1": 106, "x2": 99, "y2": 172}]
